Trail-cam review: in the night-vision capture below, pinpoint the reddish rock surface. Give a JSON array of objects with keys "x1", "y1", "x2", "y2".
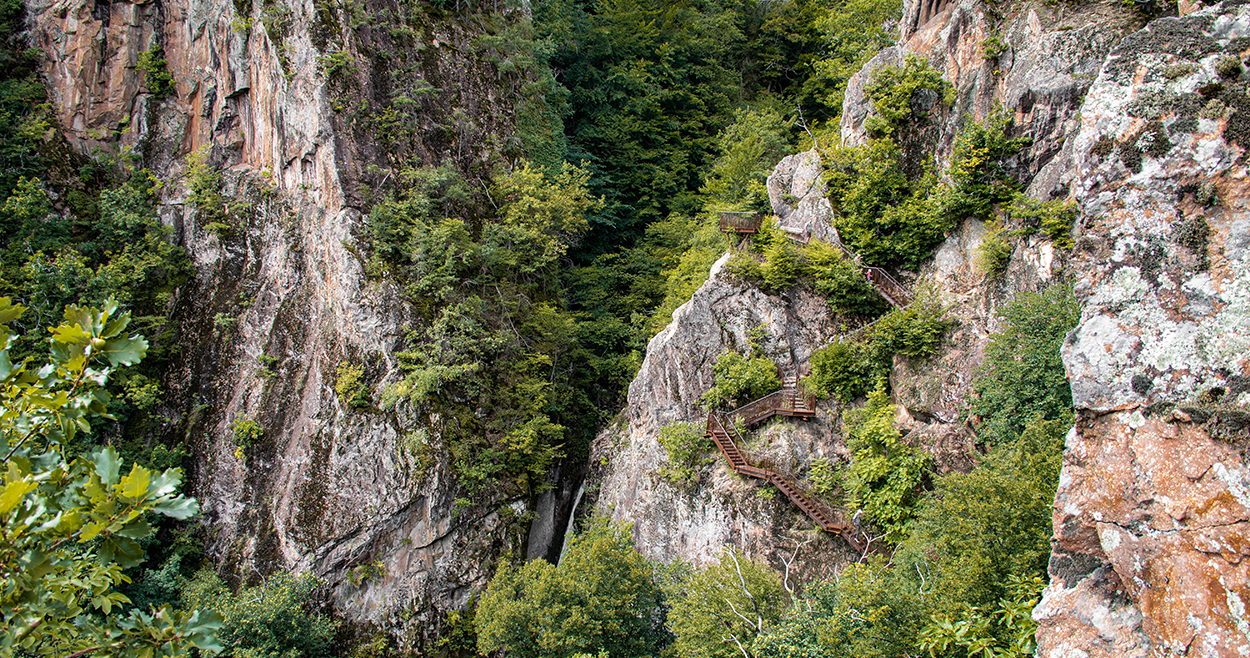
[{"x1": 1036, "y1": 3, "x2": 1250, "y2": 655}]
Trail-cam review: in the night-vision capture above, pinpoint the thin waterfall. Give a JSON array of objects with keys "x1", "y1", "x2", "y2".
[{"x1": 557, "y1": 482, "x2": 586, "y2": 562}]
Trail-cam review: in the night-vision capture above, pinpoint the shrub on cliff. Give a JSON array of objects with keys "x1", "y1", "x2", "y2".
[
  {"x1": 805, "y1": 339, "x2": 878, "y2": 403},
  {"x1": 761, "y1": 240, "x2": 801, "y2": 291},
  {"x1": 657, "y1": 421, "x2": 714, "y2": 488},
  {"x1": 802, "y1": 240, "x2": 887, "y2": 316},
  {"x1": 938, "y1": 109, "x2": 1030, "y2": 222},
  {"x1": 966, "y1": 283, "x2": 1080, "y2": 445},
  {"x1": 867, "y1": 290, "x2": 952, "y2": 359},
  {"x1": 864, "y1": 55, "x2": 951, "y2": 139},
  {"x1": 700, "y1": 328, "x2": 781, "y2": 409},
  {"x1": 842, "y1": 384, "x2": 930, "y2": 537},
  {"x1": 825, "y1": 140, "x2": 949, "y2": 270}
]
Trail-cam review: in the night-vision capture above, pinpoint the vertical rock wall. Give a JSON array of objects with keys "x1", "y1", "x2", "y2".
[
  {"x1": 1036, "y1": 4, "x2": 1250, "y2": 656},
  {"x1": 24, "y1": 0, "x2": 550, "y2": 642}
]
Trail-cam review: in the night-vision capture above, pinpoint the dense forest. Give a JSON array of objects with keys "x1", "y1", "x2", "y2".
[{"x1": 0, "y1": 0, "x2": 1092, "y2": 654}]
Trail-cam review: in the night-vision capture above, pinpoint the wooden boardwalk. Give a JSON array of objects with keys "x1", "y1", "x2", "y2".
[
  {"x1": 695, "y1": 222, "x2": 912, "y2": 555},
  {"x1": 704, "y1": 398, "x2": 865, "y2": 554}
]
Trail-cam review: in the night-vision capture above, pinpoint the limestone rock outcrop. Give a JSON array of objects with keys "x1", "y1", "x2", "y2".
[
  {"x1": 842, "y1": 0, "x2": 1133, "y2": 188},
  {"x1": 1035, "y1": 4, "x2": 1250, "y2": 656},
  {"x1": 25, "y1": 0, "x2": 550, "y2": 643}
]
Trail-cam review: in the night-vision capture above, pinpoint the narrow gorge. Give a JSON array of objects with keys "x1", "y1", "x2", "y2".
[{"x1": 3, "y1": 0, "x2": 1249, "y2": 654}]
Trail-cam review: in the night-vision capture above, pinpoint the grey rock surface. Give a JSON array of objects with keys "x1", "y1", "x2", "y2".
[
  {"x1": 592, "y1": 251, "x2": 857, "y2": 570},
  {"x1": 1036, "y1": 3, "x2": 1250, "y2": 656},
  {"x1": 25, "y1": 0, "x2": 545, "y2": 643}
]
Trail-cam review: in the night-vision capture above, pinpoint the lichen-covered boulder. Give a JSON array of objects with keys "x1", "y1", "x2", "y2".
[{"x1": 1037, "y1": 4, "x2": 1250, "y2": 656}]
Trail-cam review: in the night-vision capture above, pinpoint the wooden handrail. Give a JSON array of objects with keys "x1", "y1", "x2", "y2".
[
  {"x1": 807, "y1": 235, "x2": 913, "y2": 309},
  {"x1": 719, "y1": 212, "x2": 763, "y2": 233},
  {"x1": 863, "y1": 266, "x2": 912, "y2": 307},
  {"x1": 705, "y1": 410, "x2": 863, "y2": 552}
]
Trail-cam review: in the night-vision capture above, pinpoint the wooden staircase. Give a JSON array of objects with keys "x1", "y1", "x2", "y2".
[{"x1": 705, "y1": 411, "x2": 866, "y2": 554}]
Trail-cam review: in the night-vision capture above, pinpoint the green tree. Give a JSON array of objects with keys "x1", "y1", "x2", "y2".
[
  {"x1": 842, "y1": 384, "x2": 929, "y2": 538},
  {"x1": 918, "y1": 574, "x2": 1047, "y2": 658},
  {"x1": 371, "y1": 160, "x2": 609, "y2": 493},
  {"x1": 0, "y1": 298, "x2": 220, "y2": 657},
  {"x1": 966, "y1": 284, "x2": 1080, "y2": 445},
  {"x1": 938, "y1": 109, "x2": 1030, "y2": 221},
  {"x1": 894, "y1": 418, "x2": 1065, "y2": 618},
  {"x1": 542, "y1": 0, "x2": 761, "y2": 234},
  {"x1": 666, "y1": 549, "x2": 790, "y2": 658},
  {"x1": 784, "y1": 557, "x2": 925, "y2": 658},
  {"x1": 863, "y1": 55, "x2": 950, "y2": 139},
  {"x1": 488, "y1": 160, "x2": 602, "y2": 279},
  {"x1": 136, "y1": 47, "x2": 176, "y2": 100},
  {"x1": 761, "y1": 240, "x2": 801, "y2": 292},
  {"x1": 867, "y1": 291, "x2": 951, "y2": 359},
  {"x1": 825, "y1": 140, "x2": 948, "y2": 270},
  {"x1": 658, "y1": 421, "x2": 713, "y2": 488},
  {"x1": 804, "y1": 339, "x2": 877, "y2": 403},
  {"x1": 645, "y1": 213, "x2": 728, "y2": 335},
  {"x1": 813, "y1": 0, "x2": 903, "y2": 115},
  {"x1": 0, "y1": 0, "x2": 53, "y2": 203},
  {"x1": 475, "y1": 520, "x2": 665, "y2": 658},
  {"x1": 748, "y1": 606, "x2": 827, "y2": 658},
  {"x1": 181, "y1": 570, "x2": 340, "y2": 658},
  {"x1": 801, "y1": 240, "x2": 886, "y2": 316},
  {"x1": 703, "y1": 105, "x2": 795, "y2": 210}
]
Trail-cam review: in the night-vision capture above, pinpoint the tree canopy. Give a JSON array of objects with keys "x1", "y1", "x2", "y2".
[{"x1": 475, "y1": 520, "x2": 666, "y2": 658}]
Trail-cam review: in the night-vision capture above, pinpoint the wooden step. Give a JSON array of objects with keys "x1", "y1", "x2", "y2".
[{"x1": 708, "y1": 410, "x2": 862, "y2": 552}]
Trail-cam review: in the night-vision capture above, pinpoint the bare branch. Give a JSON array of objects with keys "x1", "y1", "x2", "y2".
[
  {"x1": 726, "y1": 550, "x2": 763, "y2": 631},
  {"x1": 721, "y1": 633, "x2": 752, "y2": 658},
  {"x1": 796, "y1": 104, "x2": 819, "y2": 152},
  {"x1": 779, "y1": 535, "x2": 813, "y2": 596},
  {"x1": 723, "y1": 596, "x2": 758, "y2": 631}
]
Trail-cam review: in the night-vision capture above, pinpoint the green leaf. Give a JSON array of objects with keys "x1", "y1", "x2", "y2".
[
  {"x1": 0, "y1": 480, "x2": 36, "y2": 515},
  {"x1": 48, "y1": 322, "x2": 91, "y2": 347},
  {"x1": 0, "y1": 350, "x2": 14, "y2": 380},
  {"x1": 0, "y1": 297, "x2": 26, "y2": 324},
  {"x1": 101, "y1": 308, "x2": 132, "y2": 339},
  {"x1": 91, "y1": 447, "x2": 122, "y2": 486},
  {"x1": 152, "y1": 496, "x2": 199, "y2": 520},
  {"x1": 80, "y1": 520, "x2": 109, "y2": 542},
  {"x1": 186, "y1": 610, "x2": 225, "y2": 654},
  {"x1": 16, "y1": 548, "x2": 52, "y2": 579},
  {"x1": 148, "y1": 468, "x2": 183, "y2": 498},
  {"x1": 116, "y1": 518, "x2": 152, "y2": 539},
  {"x1": 99, "y1": 334, "x2": 148, "y2": 367},
  {"x1": 118, "y1": 464, "x2": 152, "y2": 500},
  {"x1": 100, "y1": 535, "x2": 145, "y2": 568}
]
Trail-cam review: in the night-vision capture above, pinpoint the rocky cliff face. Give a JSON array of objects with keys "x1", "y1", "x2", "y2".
[
  {"x1": 589, "y1": 158, "x2": 861, "y2": 575},
  {"x1": 590, "y1": 144, "x2": 1061, "y2": 575},
  {"x1": 842, "y1": 0, "x2": 1134, "y2": 188},
  {"x1": 25, "y1": 0, "x2": 553, "y2": 642},
  {"x1": 598, "y1": 0, "x2": 1250, "y2": 654},
  {"x1": 591, "y1": 0, "x2": 1111, "y2": 576},
  {"x1": 1035, "y1": 4, "x2": 1250, "y2": 656}
]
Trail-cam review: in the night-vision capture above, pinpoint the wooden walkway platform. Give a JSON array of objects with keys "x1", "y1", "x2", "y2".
[{"x1": 704, "y1": 398, "x2": 865, "y2": 554}]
